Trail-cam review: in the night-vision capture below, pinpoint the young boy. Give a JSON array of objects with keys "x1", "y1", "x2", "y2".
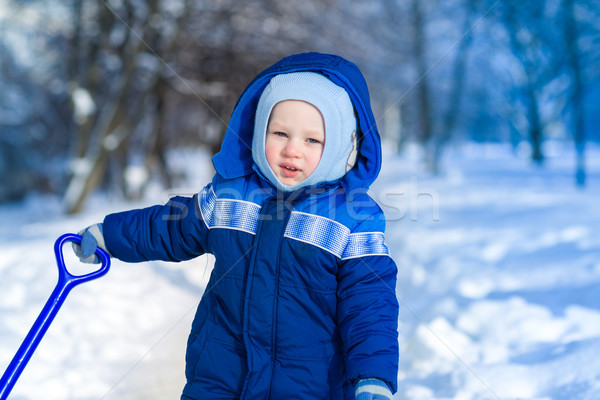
[{"x1": 74, "y1": 52, "x2": 399, "y2": 400}]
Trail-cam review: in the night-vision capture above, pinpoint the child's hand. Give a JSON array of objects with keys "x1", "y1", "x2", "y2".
[
  {"x1": 355, "y1": 378, "x2": 393, "y2": 400},
  {"x1": 72, "y1": 223, "x2": 109, "y2": 264}
]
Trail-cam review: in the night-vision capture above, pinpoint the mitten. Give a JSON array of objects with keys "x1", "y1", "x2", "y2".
[
  {"x1": 355, "y1": 378, "x2": 393, "y2": 400},
  {"x1": 72, "y1": 223, "x2": 109, "y2": 264}
]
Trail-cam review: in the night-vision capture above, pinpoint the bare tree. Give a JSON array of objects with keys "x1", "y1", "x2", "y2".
[
  {"x1": 488, "y1": 0, "x2": 565, "y2": 164},
  {"x1": 431, "y1": 0, "x2": 479, "y2": 172},
  {"x1": 0, "y1": 1, "x2": 73, "y2": 201},
  {"x1": 380, "y1": 0, "x2": 478, "y2": 173},
  {"x1": 64, "y1": 0, "x2": 193, "y2": 213},
  {"x1": 411, "y1": 0, "x2": 434, "y2": 158},
  {"x1": 561, "y1": 0, "x2": 600, "y2": 187},
  {"x1": 563, "y1": 0, "x2": 586, "y2": 186}
]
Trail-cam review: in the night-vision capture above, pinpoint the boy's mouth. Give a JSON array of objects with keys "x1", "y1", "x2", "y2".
[{"x1": 280, "y1": 163, "x2": 300, "y2": 178}]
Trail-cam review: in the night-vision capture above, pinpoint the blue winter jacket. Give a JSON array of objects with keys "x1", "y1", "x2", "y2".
[{"x1": 103, "y1": 52, "x2": 399, "y2": 399}]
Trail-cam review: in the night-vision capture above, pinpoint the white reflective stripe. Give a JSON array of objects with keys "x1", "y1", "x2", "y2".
[
  {"x1": 284, "y1": 211, "x2": 350, "y2": 258},
  {"x1": 355, "y1": 383, "x2": 392, "y2": 398},
  {"x1": 285, "y1": 211, "x2": 390, "y2": 259},
  {"x1": 198, "y1": 186, "x2": 261, "y2": 234},
  {"x1": 341, "y1": 232, "x2": 389, "y2": 260},
  {"x1": 198, "y1": 190, "x2": 391, "y2": 257},
  {"x1": 198, "y1": 186, "x2": 216, "y2": 229}
]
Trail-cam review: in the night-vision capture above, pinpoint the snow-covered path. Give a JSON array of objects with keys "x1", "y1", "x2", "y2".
[{"x1": 1, "y1": 143, "x2": 599, "y2": 399}]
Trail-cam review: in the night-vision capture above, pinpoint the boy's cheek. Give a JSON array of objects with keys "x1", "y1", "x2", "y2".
[
  {"x1": 267, "y1": 153, "x2": 277, "y2": 171},
  {"x1": 264, "y1": 146, "x2": 278, "y2": 166}
]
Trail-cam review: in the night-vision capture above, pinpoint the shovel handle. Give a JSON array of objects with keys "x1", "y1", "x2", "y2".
[
  {"x1": 54, "y1": 233, "x2": 111, "y2": 285},
  {"x1": 0, "y1": 234, "x2": 110, "y2": 400}
]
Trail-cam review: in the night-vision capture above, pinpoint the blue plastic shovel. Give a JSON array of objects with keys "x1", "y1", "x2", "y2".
[{"x1": 0, "y1": 233, "x2": 111, "y2": 400}]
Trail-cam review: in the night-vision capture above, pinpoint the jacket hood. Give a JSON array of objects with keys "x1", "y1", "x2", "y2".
[{"x1": 212, "y1": 52, "x2": 382, "y2": 191}]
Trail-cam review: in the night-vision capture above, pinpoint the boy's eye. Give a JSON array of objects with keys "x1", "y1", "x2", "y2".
[
  {"x1": 307, "y1": 138, "x2": 322, "y2": 144},
  {"x1": 274, "y1": 131, "x2": 287, "y2": 138}
]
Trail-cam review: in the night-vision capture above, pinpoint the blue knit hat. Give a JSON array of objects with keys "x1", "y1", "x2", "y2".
[{"x1": 252, "y1": 72, "x2": 357, "y2": 192}]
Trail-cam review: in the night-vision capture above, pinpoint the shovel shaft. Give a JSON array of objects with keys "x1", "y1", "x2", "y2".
[
  {"x1": 0, "y1": 280, "x2": 73, "y2": 399},
  {"x1": 0, "y1": 234, "x2": 110, "y2": 400}
]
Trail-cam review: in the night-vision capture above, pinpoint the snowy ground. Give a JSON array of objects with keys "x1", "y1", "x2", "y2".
[
  {"x1": 376, "y1": 142, "x2": 600, "y2": 400},
  {"x1": 1, "y1": 142, "x2": 599, "y2": 399}
]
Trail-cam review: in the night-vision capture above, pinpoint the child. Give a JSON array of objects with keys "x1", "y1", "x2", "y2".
[{"x1": 74, "y1": 52, "x2": 399, "y2": 400}]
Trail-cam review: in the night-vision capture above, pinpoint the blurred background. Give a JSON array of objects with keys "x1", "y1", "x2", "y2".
[{"x1": 1, "y1": 0, "x2": 598, "y2": 212}]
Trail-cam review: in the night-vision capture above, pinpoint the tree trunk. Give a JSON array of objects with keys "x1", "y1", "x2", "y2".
[
  {"x1": 64, "y1": 71, "x2": 133, "y2": 214},
  {"x1": 432, "y1": 0, "x2": 477, "y2": 173},
  {"x1": 144, "y1": 77, "x2": 174, "y2": 194},
  {"x1": 564, "y1": 0, "x2": 586, "y2": 187},
  {"x1": 412, "y1": 0, "x2": 434, "y2": 169},
  {"x1": 527, "y1": 85, "x2": 544, "y2": 164}
]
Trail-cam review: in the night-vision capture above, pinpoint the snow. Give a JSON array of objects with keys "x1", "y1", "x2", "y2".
[
  {"x1": 375, "y1": 142, "x2": 600, "y2": 400},
  {"x1": 1, "y1": 142, "x2": 599, "y2": 399}
]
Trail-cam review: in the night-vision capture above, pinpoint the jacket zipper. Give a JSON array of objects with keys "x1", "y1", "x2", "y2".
[{"x1": 266, "y1": 198, "x2": 292, "y2": 398}]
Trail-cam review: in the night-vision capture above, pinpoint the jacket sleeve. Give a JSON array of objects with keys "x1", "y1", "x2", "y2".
[
  {"x1": 337, "y1": 216, "x2": 399, "y2": 393},
  {"x1": 103, "y1": 194, "x2": 209, "y2": 263}
]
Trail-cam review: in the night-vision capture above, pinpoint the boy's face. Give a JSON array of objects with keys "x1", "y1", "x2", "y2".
[{"x1": 265, "y1": 100, "x2": 325, "y2": 187}]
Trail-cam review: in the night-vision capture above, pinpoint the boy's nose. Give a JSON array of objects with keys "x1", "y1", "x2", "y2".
[{"x1": 283, "y1": 141, "x2": 300, "y2": 157}]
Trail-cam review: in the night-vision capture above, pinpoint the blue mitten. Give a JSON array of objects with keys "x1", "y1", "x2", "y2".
[
  {"x1": 355, "y1": 378, "x2": 393, "y2": 400},
  {"x1": 72, "y1": 223, "x2": 109, "y2": 264}
]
